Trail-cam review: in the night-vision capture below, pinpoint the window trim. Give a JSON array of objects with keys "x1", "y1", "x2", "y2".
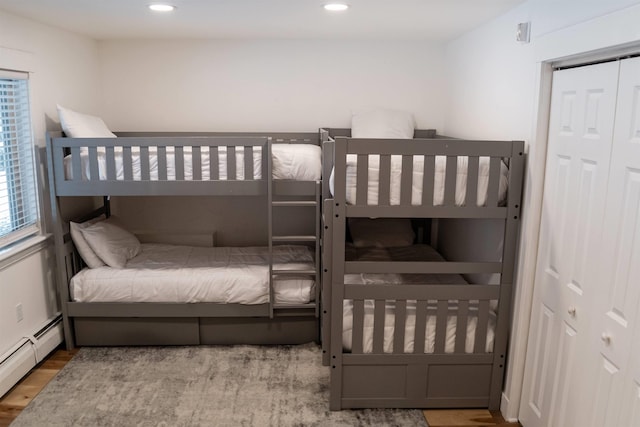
[{"x1": 0, "y1": 68, "x2": 40, "y2": 249}]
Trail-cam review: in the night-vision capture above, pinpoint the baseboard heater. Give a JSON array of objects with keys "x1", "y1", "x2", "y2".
[{"x1": 0, "y1": 314, "x2": 63, "y2": 397}]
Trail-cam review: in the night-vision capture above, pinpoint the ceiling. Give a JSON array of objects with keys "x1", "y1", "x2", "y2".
[{"x1": 0, "y1": 0, "x2": 526, "y2": 41}]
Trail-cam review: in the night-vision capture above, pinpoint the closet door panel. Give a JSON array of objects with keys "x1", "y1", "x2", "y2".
[
  {"x1": 619, "y1": 318, "x2": 640, "y2": 426},
  {"x1": 588, "y1": 356, "x2": 622, "y2": 427},
  {"x1": 546, "y1": 322, "x2": 578, "y2": 427},
  {"x1": 589, "y1": 56, "x2": 640, "y2": 427},
  {"x1": 524, "y1": 304, "x2": 557, "y2": 424},
  {"x1": 618, "y1": 305, "x2": 640, "y2": 427},
  {"x1": 520, "y1": 61, "x2": 619, "y2": 427}
]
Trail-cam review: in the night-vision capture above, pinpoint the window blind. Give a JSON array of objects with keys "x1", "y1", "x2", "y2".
[{"x1": 0, "y1": 70, "x2": 39, "y2": 248}]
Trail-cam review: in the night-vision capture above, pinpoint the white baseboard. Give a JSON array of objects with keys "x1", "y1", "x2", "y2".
[
  {"x1": 0, "y1": 340, "x2": 36, "y2": 397},
  {"x1": 32, "y1": 316, "x2": 64, "y2": 363},
  {"x1": 501, "y1": 392, "x2": 520, "y2": 423},
  {"x1": 0, "y1": 315, "x2": 63, "y2": 398}
]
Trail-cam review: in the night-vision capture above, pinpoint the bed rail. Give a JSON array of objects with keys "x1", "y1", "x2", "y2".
[
  {"x1": 332, "y1": 280, "x2": 501, "y2": 408},
  {"x1": 321, "y1": 129, "x2": 524, "y2": 220},
  {"x1": 46, "y1": 131, "x2": 271, "y2": 196},
  {"x1": 344, "y1": 284, "x2": 497, "y2": 351}
]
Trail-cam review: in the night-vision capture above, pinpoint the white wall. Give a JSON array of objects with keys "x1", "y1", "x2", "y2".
[
  {"x1": 439, "y1": 3, "x2": 535, "y2": 292},
  {"x1": 0, "y1": 245, "x2": 56, "y2": 354},
  {"x1": 531, "y1": 0, "x2": 640, "y2": 38},
  {"x1": 98, "y1": 40, "x2": 446, "y2": 132},
  {"x1": 0, "y1": 10, "x2": 100, "y2": 358},
  {"x1": 443, "y1": 0, "x2": 640, "y2": 421},
  {"x1": 0, "y1": 10, "x2": 101, "y2": 147},
  {"x1": 444, "y1": 4, "x2": 535, "y2": 141},
  {"x1": 98, "y1": 39, "x2": 447, "y2": 242}
]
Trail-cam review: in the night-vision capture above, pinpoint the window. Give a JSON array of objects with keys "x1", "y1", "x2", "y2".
[{"x1": 0, "y1": 70, "x2": 38, "y2": 248}]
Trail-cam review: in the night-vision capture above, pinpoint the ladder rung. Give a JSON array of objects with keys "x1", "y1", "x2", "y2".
[
  {"x1": 272, "y1": 269, "x2": 317, "y2": 275},
  {"x1": 272, "y1": 201, "x2": 317, "y2": 207},
  {"x1": 272, "y1": 235, "x2": 316, "y2": 242}
]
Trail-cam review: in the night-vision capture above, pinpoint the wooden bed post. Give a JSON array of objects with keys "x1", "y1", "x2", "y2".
[
  {"x1": 45, "y1": 132, "x2": 76, "y2": 350},
  {"x1": 320, "y1": 129, "x2": 336, "y2": 366},
  {"x1": 488, "y1": 141, "x2": 525, "y2": 409},
  {"x1": 321, "y1": 200, "x2": 334, "y2": 366},
  {"x1": 267, "y1": 138, "x2": 275, "y2": 319},
  {"x1": 329, "y1": 137, "x2": 348, "y2": 410}
]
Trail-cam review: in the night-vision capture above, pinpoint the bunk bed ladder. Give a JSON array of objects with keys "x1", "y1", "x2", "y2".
[{"x1": 268, "y1": 178, "x2": 321, "y2": 319}]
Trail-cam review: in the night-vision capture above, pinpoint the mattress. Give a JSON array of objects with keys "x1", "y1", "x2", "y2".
[
  {"x1": 342, "y1": 244, "x2": 496, "y2": 354},
  {"x1": 64, "y1": 144, "x2": 322, "y2": 181},
  {"x1": 70, "y1": 244, "x2": 315, "y2": 304},
  {"x1": 330, "y1": 155, "x2": 509, "y2": 206}
]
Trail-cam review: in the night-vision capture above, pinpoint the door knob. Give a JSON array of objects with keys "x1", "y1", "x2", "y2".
[
  {"x1": 567, "y1": 307, "x2": 576, "y2": 316},
  {"x1": 601, "y1": 333, "x2": 612, "y2": 346}
]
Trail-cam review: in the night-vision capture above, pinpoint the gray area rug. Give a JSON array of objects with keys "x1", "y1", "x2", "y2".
[{"x1": 12, "y1": 343, "x2": 428, "y2": 426}]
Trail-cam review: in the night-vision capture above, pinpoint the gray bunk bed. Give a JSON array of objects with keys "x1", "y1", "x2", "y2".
[
  {"x1": 46, "y1": 131, "x2": 321, "y2": 349},
  {"x1": 320, "y1": 128, "x2": 524, "y2": 410}
]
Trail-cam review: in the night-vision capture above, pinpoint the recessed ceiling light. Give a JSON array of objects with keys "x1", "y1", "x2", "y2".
[
  {"x1": 148, "y1": 4, "x2": 176, "y2": 12},
  {"x1": 324, "y1": 3, "x2": 349, "y2": 12}
]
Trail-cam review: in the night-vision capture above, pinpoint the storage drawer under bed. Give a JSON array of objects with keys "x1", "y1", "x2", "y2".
[
  {"x1": 74, "y1": 317, "x2": 200, "y2": 346},
  {"x1": 340, "y1": 356, "x2": 493, "y2": 408},
  {"x1": 73, "y1": 315, "x2": 319, "y2": 346}
]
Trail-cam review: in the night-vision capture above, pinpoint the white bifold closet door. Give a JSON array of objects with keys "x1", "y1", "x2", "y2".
[
  {"x1": 584, "y1": 56, "x2": 640, "y2": 427},
  {"x1": 519, "y1": 60, "x2": 618, "y2": 427},
  {"x1": 520, "y1": 56, "x2": 640, "y2": 427}
]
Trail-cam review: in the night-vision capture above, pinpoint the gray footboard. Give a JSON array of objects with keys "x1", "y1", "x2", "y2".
[{"x1": 331, "y1": 282, "x2": 500, "y2": 409}]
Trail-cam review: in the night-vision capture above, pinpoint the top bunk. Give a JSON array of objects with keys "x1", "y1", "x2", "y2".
[
  {"x1": 46, "y1": 130, "x2": 322, "y2": 197},
  {"x1": 321, "y1": 127, "x2": 525, "y2": 220}
]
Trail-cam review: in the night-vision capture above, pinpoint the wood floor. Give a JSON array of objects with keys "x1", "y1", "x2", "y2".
[
  {"x1": 0, "y1": 347, "x2": 520, "y2": 427},
  {"x1": 424, "y1": 409, "x2": 521, "y2": 427},
  {"x1": 0, "y1": 348, "x2": 77, "y2": 427}
]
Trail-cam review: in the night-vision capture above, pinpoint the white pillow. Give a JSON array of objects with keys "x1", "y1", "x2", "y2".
[
  {"x1": 271, "y1": 144, "x2": 322, "y2": 180},
  {"x1": 80, "y1": 217, "x2": 141, "y2": 268},
  {"x1": 348, "y1": 218, "x2": 415, "y2": 248},
  {"x1": 69, "y1": 215, "x2": 106, "y2": 268},
  {"x1": 351, "y1": 108, "x2": 415, "y2": 139},
  {"x1": 57, "y1": 104, "x2": 116, "y2": 138}
]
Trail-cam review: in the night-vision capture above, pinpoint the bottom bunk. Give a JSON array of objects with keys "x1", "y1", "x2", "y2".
[
  {"x1": 335, "y1": 282, "x2": 500, "y2": 409},
  {"x1": 57, "y1": 211, "x2": 320, "y2": 347},
  {"x1": 322, "y1": 211, "x2": 509, "y2": 410}
]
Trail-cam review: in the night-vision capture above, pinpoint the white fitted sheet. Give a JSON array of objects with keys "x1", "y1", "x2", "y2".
[
  {"x1": 330, "y1": 155, "x2": 509, "y2": 206},
  {"x1": 342, "y1": 244, "x2": 496, "y2": 354},
  {"x1": 70, "y1": 244, "x2": 315, "y2": 304},
  {"x1": 64, "y1": 144, "x2": 321, "y2": 181}
]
